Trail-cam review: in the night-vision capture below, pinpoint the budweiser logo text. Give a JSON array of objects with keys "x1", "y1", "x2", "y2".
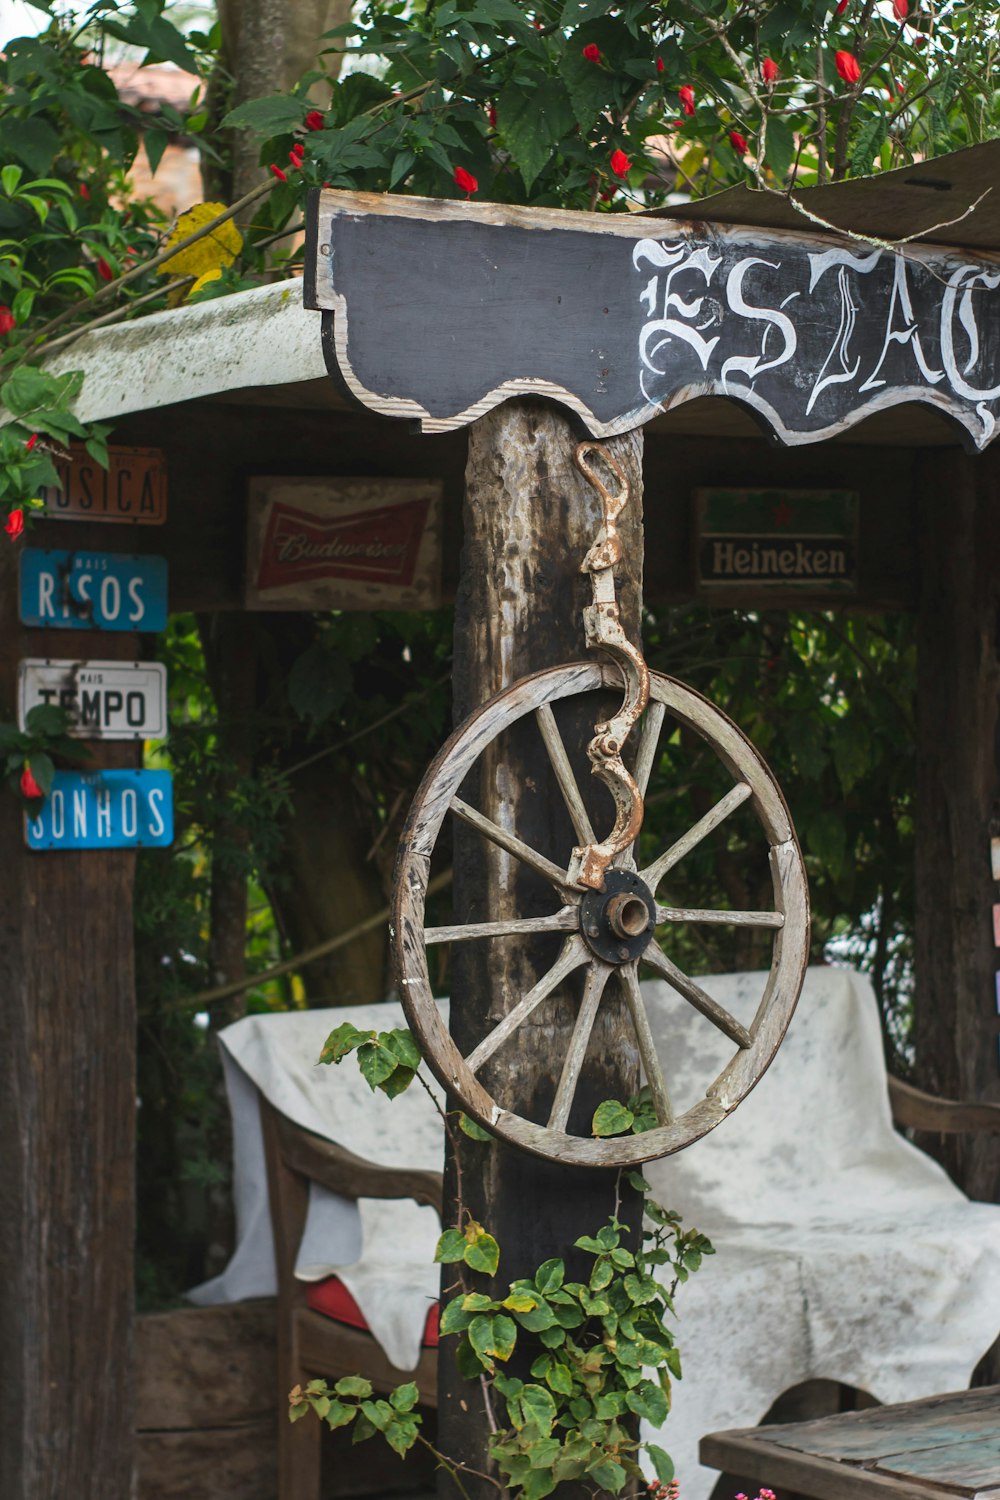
[{"x1": 256, "y1": 497, "x2": 430, "y2": 592}]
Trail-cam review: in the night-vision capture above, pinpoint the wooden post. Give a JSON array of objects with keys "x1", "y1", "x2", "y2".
[
  {"x1": 440, "y1": 401, "x2": 644, "y2": 1492},
  {"x1": 0, "y1": 540, "x2": 138, "y2": 1498},
  {"x1": 914, "y1": 446, "x2": 1000, "y2": 1204}
]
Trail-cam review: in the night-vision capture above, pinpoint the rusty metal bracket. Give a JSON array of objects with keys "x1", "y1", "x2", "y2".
[{"x1": 566, "y1": 441, "x2": 650, "y2": 892}]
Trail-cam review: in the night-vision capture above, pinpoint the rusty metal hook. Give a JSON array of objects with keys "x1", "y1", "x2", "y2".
[{"x1": 567, "y1": 441, "x2": 650, "y2": 892}]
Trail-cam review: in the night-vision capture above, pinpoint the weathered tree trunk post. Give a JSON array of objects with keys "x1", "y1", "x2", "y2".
[
  {"x1": 914, "y1": 445, "x2": 1000, "y2": 1205},
  {"x1": 440, "y1": 401, "x2": 644, "y2": 1493},
  {"x1": 0, "y1": 543, "x2": 138, "y2": 1499}
]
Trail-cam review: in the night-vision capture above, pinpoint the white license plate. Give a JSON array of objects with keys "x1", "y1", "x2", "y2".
[{"x1": 18, "y1": 659, "x2": 167, "y2": 740}]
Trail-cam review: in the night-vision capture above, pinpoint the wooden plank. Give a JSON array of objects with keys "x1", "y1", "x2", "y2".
[
  {"x1": 700, "y1": 1430, "x2": 966, "y2": 1500},
  {"x1": 874, "y1": 1435, "x2": 1000, "y2": 1493},
  {"x1": 760, "y1": 1389, "x2": 1000, "y2": 1464},
  {"x1": 135, "y1": 1302, "x2": 276, "y2": 1430},
  {"x1": 305, "y1": 187, "x2": 1000, "y2": 451},
  {"x1": 135, "y1": 1421, "x2": 276, "y2": 1500}
]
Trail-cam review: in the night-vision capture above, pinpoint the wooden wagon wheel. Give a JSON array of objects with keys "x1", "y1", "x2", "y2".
[{"x1": 392, "y1": 661, "x2": 810, "y2": 1168}]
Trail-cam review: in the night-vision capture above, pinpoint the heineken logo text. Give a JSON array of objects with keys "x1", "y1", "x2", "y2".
[{"x1": 705, "y1": 538, "x2": 852, "y2": 581}]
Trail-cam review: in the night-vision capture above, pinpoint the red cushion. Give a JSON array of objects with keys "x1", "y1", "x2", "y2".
[{"x1": 305, "y1": 1276, "x2": 439, "y2": 1348}]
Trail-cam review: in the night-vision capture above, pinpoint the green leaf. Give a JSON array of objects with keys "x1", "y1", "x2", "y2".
[
  {"x1": 334, "y1": 1375, "x2": 373, "y2": 1398},
  {"x1": 390, "y1": 1382, "x2": 419, "y2": 1411},
  {"x1": 545, "y1": 1359, "x2": 573, "y2": 1395},
  {"x1": 851, "y1": 112, "x2": 888, "y2": 178},
  {"x1": 592, "y1": 1099, "x2": 634, "y2": 1136},
  {"x1": 3, "y1": 117, "x2": 59, "y2": 174},
  {"x1": 439, "y1": 1298, "x2": 473, "y2": 1334},
  {"x1": 646, "y1": 1444, "x2": 675, "y2": 1482},
  {"x1": 287, "y1": 641, "x2": 352, "y2": 725},
  {"x1": 520, "y1": 1383, "x2": 556, "y2": 1437},
  {"x1": 435, "y1": 1228, "x2": 468, "y2": 1264},
  {"x1": 27, "y1": 752, "x2": 53, "y2": 798},
  {"x1": 458, "y1": 1111, "x2": 492, "y2": 1141},
  {"x1": 24, "y1": 703, "x2": 68, "y2": 737},
  {"x1": 144, "y1": 128, "x2": 169, "y2": 176},
  {"x1": 625, "y1": 1379, "x2": 669, "y2": 1424},
  {"x1": 589, "y1": 1458, "x2": 627, "y2": 1492},
  {"x1": 319, "y1": 1021, "x2": 374, "y2": 1064},
  {"x1": 223, "y1": 94, "x2": 308, "y2": 133},
  {"x1": 0, "y1": 165, "x2": 23, "y2": 196},
  {"x1": 534, "y1": 1258, "x2": 565, "y2": 1294},
  {"x1": 496, "y1": 78, "x2": 574, "y2": 191},
  {"x1": 464, "y1": 1229, "x2": 500, "y2": 1276},
  {"x1": 324, "y1": 1399, "x2": 356, "y2": 1429}
]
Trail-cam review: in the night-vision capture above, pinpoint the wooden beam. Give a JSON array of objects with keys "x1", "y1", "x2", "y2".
[
  {"x1": 439, "y1": 400, "x2": 644, "y2": 1494},
  {"x1": 913, "y1": 446, "x2": 1000, "y2": 1205},
  {"x1": 0, "y1": 539, "x2": 138, "y2": 1498}
]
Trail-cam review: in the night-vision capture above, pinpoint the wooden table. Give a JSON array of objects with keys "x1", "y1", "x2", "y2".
[{"x1": 700, "y1": 1387, "x2": 1000, "y2": 1500}]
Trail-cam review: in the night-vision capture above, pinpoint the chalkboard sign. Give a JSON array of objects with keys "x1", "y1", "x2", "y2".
[{"x1": 305, "y1": 190, "x2": 1000, "y2": 450}]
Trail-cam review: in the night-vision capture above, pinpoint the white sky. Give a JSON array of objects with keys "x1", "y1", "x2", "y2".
[{"x1": 0, "y1": 0, "x2": 50, "y2": 48}]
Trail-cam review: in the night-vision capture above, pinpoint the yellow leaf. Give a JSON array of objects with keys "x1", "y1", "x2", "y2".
[{"x1": 158, "y1": 202, "x2": 242, "y2": 280}]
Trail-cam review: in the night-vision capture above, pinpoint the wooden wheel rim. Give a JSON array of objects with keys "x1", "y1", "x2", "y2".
[{"x1": 392, "y1": 663, "x2": 810, "y2": 1168}]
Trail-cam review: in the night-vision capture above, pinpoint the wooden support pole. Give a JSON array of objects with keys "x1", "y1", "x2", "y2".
[
  {"x1": 0, "y1": 541, "x2": 138, "y2": 1498},
  {"x1": 914, "y1": 446, "x2": 1000, "y2": 1205},
  {"x1": 440, "y1": 401, "x2": 644, "y2": 1493}
]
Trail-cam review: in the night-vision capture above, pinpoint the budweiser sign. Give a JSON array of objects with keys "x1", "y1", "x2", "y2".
[{"x1": 245, "y1": 477, "x2": 442, "y2": 611}]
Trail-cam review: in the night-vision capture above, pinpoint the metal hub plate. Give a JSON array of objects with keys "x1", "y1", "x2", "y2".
[{"x1": 579, "y1": 868, "x2": 657, "y2": 964}]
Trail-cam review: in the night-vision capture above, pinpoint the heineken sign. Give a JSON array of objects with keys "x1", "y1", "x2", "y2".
[
  {"x1": 305, "y1": 190, "x2": 1000, "y2": 450},
  {"x1": 695, "y1": 489, "x2": 858, "y2": 594}
]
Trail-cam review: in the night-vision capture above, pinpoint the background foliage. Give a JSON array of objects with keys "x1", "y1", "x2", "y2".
[{"x1": 0, "y1": 0, "x2": 956, "y2": 1299}]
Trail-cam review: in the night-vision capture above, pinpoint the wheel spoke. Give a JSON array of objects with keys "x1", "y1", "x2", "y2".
[
  {"x1": 641, "y1": 782, "x2": 752, "y2": 895},
  {"x1": 634, "y1": 701, "x2": 666, "y2": 797},
  {"x1": 451, "y1": 795, "x2": 571, "y2": 890},
  {"x1": 655, "y1": 905, "x2": 784, "y2": 929},
  {"x1": 535, "y1": 703, "x2": 596, "y2": 847},
  {"x1": 619, "y1": 962, "x2": 674, "y2": 1125},
  {"x1": 466, "y1": 935, "x2": 590, "y2": 1073},
  {"x1": 426, "y1": 908, "x2": 579, "y2": 945},
  {"x1": 548, "y1": 960, "x2": 613, "y2": 1133},
  {"x1": 640, "y1": 942, "x2": 751, "y2": 1049}
]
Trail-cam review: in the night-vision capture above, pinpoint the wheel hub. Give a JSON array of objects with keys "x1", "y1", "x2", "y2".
[{"x1": 579, "y1": 868, "x2": 657, "y2": 964}]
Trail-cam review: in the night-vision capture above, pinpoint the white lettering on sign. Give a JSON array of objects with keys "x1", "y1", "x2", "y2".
[{"x1": 148, "y1": 788, "x2": 166, "y2": 838}]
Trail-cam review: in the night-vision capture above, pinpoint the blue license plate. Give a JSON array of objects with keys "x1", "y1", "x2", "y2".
[
  {"x1": 25, "y1": 770, "x2": 174, "y2": 850},
  {"x1": 19, "y1": 549, "x2": 168, "y2": 632}
]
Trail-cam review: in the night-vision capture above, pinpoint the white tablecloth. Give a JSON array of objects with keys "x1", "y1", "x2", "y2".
[{"x1": 188, "y1": 970, "x2": 1000, "y2": 1500}]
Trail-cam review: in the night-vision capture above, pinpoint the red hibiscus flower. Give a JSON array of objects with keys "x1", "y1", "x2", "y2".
[
  {"x1": 453, "y1": 165, "x2": 478, "y2": 195},
  {"x1": 678, "y1": 84, "x2": 695, "y2": 115},
  {"x1": 0, "y1": 306, "x2": 16, "y2": 335},
  {"x1": 762, "y1": 58, "x2": 779, "y2": 84},
  {"x1": 5, "y1": 508, "x2": 25, "y2": 539},
  {"x1": 96, "y1": 257, "x2": 113, "y2": 282},
  {"x1": 304, "y1": 110, "x2": 325, "y2": 131},
  {"x1": 20, "y1": 764, "x2": 43, "y2": 799},
  {"x1": 610, "y1": 149, "x2": 631, "y2": 178},
  {"x1": 835, "y1": 50, "x2": 861, "y2": 84},
  {"x1": 729, "y1": 130, "x2": 749, "y2": 155}
]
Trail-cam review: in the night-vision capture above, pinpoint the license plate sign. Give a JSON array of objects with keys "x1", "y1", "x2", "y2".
[
  {"x1": 38, "y1": 443, "x2": 167, "y2": 525},
  {"x1": 19, "y1": 550, "x2": 168, "y2": 632},
  {"x1": 25, "y1": 770, "x2": 173, "y2": 850},
  {"x1": 18, "y1": 659, "x2": 167, "y2": 740}
]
